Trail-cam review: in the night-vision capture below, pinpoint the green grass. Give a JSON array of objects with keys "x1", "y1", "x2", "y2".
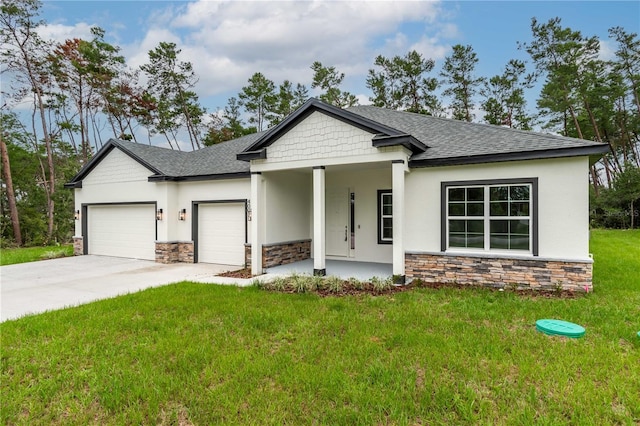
[
  {"x1": 0, "y1": 244, "x2": 73, "y2": 266},
  {"x1": 1, "y1": 230, "x2": 639, "y2": 425}
]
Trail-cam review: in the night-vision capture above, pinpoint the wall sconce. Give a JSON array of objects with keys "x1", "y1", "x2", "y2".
[
  {"x1": 246, "y1": 200, "x2": 252, "y2": 221},
  {"x1": 156, "y1": 208, "x2": 163, "y2": 221},
  {"x1": 74, "y1": 210, "x2": 80, "y2": 220},
  {"x1": 178, "y1": 208, "x2": 186, "y2": 221}
]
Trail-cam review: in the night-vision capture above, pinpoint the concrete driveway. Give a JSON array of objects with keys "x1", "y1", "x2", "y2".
[{"x1": 0, "y1": 255, "x2": 249, "y2": 322}]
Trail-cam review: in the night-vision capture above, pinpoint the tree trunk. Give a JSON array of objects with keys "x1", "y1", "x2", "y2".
[{"x1": 0, "y1": 137, "x2": 22, "y2": 246}]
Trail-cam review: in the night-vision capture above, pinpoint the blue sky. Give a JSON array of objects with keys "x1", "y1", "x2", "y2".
[{"x1": 39, "y1": 0, "x2": 640, "y2": 118}]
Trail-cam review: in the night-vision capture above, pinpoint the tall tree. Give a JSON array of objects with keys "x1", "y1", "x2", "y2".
[
  {"x1": 202, "y1": 97, "x2": 257, "y2": 146},
  {"x1": 522, "y1": 18, "x2": 610, "y2": 190},
  {"x1": 140, "y1": 42, "x2": 205, "y2": 150},
  {"x1": 367, "y1": 50, "x2": 441, "y2": 115},
  {"x1": 49, "y1": 27, "x2": 125, "y2": 161},
  {"x1": 310, "y1": 61, "x2": 357, "y2": 108},
  {"x1": 480, "y1": 59, "x2": 534, "y2": 129},
  {"x1": 272, "y1": 80, "x2": 308, "y2": 125},
  {"x1": 440, "y1": 44, "x2": 484, "y2": 121},
  {"x1": 1, "y1": 0, "x2": 58, "y2": 242},
  {"x1": 0, "y1": 122, "x2": 22, "y2": 246},
  {"x1": 238, "y1": 72, "x2": 277, "y2": 132}
]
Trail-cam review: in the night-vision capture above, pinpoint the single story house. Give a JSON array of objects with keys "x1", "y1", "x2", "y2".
[{"x1": 66, "y1": 98, "x2": 608, "y2": 291}]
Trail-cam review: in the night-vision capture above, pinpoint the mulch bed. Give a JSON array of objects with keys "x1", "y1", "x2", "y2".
[{"x1": 218, "y1": 268, "x2": 253, "y2": 279}]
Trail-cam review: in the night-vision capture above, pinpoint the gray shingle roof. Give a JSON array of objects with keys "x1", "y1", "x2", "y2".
[
  {"x1": 69, "y1": 100, "x2": 608, "y2": 186},
  {"x1": 113, "y1": 132, "x2": 264, "y2": 178},
  {"x1": 345, "y1": 106, "x2": 608, "y2": 165}
]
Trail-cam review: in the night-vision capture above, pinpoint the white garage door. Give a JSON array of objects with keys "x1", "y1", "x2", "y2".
[
  {"x1": 88, "y1": 204, "x2": 156, "y2": 260},
  {"x1": 198, "y1": 203, "x2": 245, "y2": 265}
]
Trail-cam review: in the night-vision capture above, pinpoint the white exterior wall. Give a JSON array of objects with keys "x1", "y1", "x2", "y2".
[
  {"x1": 326, "y1": 167, "x2": 393, "y2": 264},
  {"x1": 74, "y1": 147, "x2": 251, "y2": 244},
  {"x1": 263, "y1": 171, "x2": 311, "y2": 244},
  {"x1": 405, "y1": 156, "x2": 591, "y2": 261},
  {"x1": 74, "y1": 149, "x2": 165, "y2": 238},
  {"x1": 175, "y1": 178, "x2": 251, "y2": 242},
  {"x1": 268, "y1": 111, "x2": 379, "y2": 161},
  {"x1": 252, "y1": 112, "x2": 408, "y2": 172}
]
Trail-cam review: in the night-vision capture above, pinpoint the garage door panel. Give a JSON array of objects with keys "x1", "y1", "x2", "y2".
[
  {"x1": 88, "y1": 205, "x2": 156, "y2": 260},
  {"x1": 198, "y1": 203, "x2": 245, "y2": 265}
]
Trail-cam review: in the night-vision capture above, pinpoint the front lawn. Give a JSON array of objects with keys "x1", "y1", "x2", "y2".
[
  {"x1": 0, "y1": 244, "x2": 73, "y2": 266},
  {"x1": 1, "y1": 229, "x2": 638, "y2": 424}
]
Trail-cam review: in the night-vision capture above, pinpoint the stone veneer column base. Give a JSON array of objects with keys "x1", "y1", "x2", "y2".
[
  {"x1": 155, "y1": 241, "x2": 194, "y2": 264},
  {"x1": 405, "y1": 252, "x2": 593, "y2": 292},
  {"x1": 73, "y1": 237, "x2": 84, "y2": 256},
  {"x1": 245, "y1": 239, "x2": 311, "y2": 269}
]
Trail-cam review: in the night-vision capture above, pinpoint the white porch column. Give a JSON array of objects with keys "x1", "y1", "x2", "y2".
[
  {"x1": 392, "y1": 160, "x2": 406, "y2": 283},
  {"x1": 250, "y1": 172, "x2": 263, "y2": 276},
  {"x1": 312, "y1": 166, "x2": 326, "y2": 276}
]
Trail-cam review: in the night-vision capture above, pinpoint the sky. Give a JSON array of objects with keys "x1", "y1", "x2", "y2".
[{"x1": 34, "y1": 0, "x2": 640, "y2": 119}]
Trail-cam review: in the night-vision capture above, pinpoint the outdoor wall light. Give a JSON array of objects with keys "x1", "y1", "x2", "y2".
[
  {"x1": 178, "y1": 208, "x2": 186, "y2": 221},
  {"x1": 246, "y1": 200, "x2": 252, "y2": 221},
  {"x1": 74, "y1": 210, "x2": 80, "y2": 220},
  {"x1": 156, "y1": 208, "x2": 163, "y2": 221}
]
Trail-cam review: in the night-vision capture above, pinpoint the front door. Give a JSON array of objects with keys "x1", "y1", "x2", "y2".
[{"x1": 326, "y1": 187, "x2": 349, "y2": 257}]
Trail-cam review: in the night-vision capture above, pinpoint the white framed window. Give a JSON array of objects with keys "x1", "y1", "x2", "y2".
[
  {"x1": 377, "y1": 189, "x2": 392, "y2": 244},
  {"x1": 441, "y1": 179, "x2": 538, "y2": 255}
]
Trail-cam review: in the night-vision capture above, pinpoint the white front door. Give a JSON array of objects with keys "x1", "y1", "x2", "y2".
[{"x1": 326, "y1": 187, "x2": 349, "y2": 257}]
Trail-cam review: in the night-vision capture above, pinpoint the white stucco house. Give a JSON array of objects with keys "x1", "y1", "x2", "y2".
[{"x1": 66, "y1": 99, "x2": 608, "y2": 291}]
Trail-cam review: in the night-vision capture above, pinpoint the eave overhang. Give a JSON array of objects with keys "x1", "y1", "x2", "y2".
[
  {"x1": 147, "y1": 171, "x2": 250, "y2": 182},
  {"x1": 408, "y1": 144, "x2": 610, "y2": 168}
]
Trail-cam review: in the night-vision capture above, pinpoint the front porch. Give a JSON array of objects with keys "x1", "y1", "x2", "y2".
[
  {"x1": 266, "y1": 259, "x2": 393, "y2": 281},
  {"x1": 249, "y1": 161, "x2": 408, "y2": 282}
]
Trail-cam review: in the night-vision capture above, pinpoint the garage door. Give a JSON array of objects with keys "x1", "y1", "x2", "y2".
[
  {"x1": 88, "y1": 204, "x2": 156, "y2": 260},
  {"x1": 198, "y1": 203, "x2": 245, "y2": 265}
]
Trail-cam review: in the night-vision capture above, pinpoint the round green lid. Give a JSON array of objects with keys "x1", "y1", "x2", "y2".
[{"x1": 536, "y1": 319, "x2": 585, "y2": 338}]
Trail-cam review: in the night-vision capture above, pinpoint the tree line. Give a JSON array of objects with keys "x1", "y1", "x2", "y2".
[{"x1": 1, "y1": 0, "x2": 639, "y2": 247}]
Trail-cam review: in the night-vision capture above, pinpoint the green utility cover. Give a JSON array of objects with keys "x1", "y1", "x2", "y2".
[{"x1": 536, "y1": 319, "x2": 585, "y2": 338}]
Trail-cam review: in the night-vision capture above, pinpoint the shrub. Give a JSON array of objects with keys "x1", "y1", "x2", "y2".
[
  {"x1": 371, "y1": 276, "x2": 393, "y2": 292},
  {"x1": 325, "y1": 276, "x2": 344, "y2": 293}
]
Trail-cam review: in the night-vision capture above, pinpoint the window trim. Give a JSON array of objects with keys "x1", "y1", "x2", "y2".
[
  {"x1": 377, "y1": 189, "x2": 393, "y2": 245},
  {"x1": 440, "y1": 178, "x2": 538, "y2": 256}
]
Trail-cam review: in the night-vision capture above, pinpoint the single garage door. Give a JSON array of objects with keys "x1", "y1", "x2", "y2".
[
  {"x1": 198, "y1": 203, "x2": 245, "y2": 265},
  {"x1": 88, "y1": 204, "x2": 156, "y2": 260}
]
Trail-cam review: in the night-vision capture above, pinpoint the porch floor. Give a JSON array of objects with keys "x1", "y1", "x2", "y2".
[{"x1": 266, "y1": 259, "x2": 392, "y2": 281}]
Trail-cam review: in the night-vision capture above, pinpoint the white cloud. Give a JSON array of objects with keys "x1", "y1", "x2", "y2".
[
  {"x1": 37, "y1": 22, "x2": 95, "y2": 43},
  {"x1": 598, "y1": 39, "x2": 615, "y2": 61},
  {"x1": 125, "y1": 0, "x2": 455, "y2": 99}
]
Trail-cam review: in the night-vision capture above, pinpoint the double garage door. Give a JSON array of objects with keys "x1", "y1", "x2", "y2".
[{"x1": 86, "y1": 203, "x2": 245, "y2": 265}]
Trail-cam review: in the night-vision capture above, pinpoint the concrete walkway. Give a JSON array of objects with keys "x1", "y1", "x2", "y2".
[
  {"x1": 267, "y1": 259, "x2": 393, "y2": 281},
  {"x1": 0, "y1": 255, "x2": 252, "y2": 322}
]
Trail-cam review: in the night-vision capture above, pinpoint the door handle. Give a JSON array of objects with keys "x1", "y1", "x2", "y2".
[{"x1": 344, "y1": 226, "x2": 347, "y2": 241}]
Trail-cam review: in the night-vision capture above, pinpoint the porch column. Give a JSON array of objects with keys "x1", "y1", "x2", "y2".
[
  {"x1": 250, "y1": 172, "x2": 263, "y2": 276},
  {"x1": 392, "y1": 160, "x2": 405, "y2": 284},
  {"x1": 313, "y1": 166, "x2": 326, "y2": 276}
]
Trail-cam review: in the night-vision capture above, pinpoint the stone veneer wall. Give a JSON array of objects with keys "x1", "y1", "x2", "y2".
[
  {"x1": 155, "y1": 241, "x2": 194, "y2": 264},
  {"x1": 405, "y1": 252, "x2": 593, "y2": 292},
  {"x1": 73, "y1": 237, "x2": 84, "y2": 256},
  {"x1": 245, "y1": 239, "x2": 311, "y2": 269}
]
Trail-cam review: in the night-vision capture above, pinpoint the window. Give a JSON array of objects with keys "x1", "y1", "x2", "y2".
[
  {"x1": 441, "y1": 179, "x2": 537, "y2": 254},
  {"x1": 377, "y1": 189, "x2": 392, "y2": 244}
]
